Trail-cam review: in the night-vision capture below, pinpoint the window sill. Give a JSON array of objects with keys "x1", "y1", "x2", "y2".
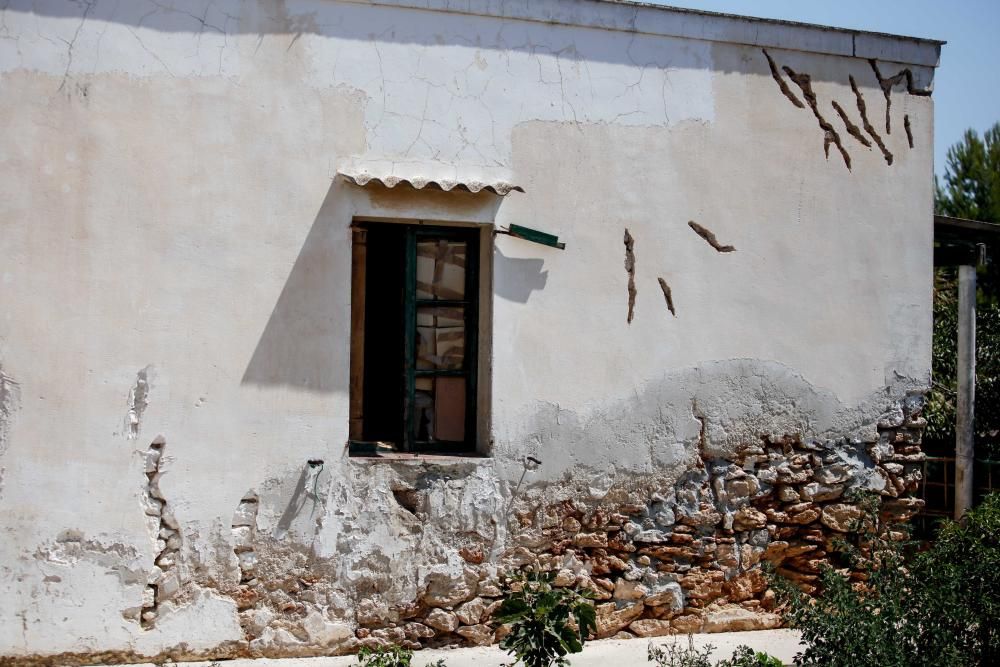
[{"x1": 347, "y1": 447, "x2": 490, "y2": 465}]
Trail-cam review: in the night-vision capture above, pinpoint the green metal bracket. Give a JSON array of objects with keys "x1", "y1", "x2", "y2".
[{"x1": 505, "y1": 224, "x2": 566, "y2": 250}]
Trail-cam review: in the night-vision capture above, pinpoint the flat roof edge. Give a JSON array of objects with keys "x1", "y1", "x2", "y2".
[{"x1": 341, "y1": 0, "x2": 943, "y2": 68}]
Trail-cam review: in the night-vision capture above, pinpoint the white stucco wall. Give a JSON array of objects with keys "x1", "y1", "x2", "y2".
[{"x1": 0, "y1": 0, "x2": 936, "y2": 661}]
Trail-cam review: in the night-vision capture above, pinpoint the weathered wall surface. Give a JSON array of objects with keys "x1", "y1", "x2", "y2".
[{"x1": 0, "y1": 0, "x2": 936, "y2": 662}]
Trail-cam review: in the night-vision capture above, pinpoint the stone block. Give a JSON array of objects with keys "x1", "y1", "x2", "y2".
[
  {"x1": 303, "y1": 611, "x2": 354, "y2": 647},
  {"x1": 702, "y1": 606, "x2": 782, "y2": 633},
  {"x1": 629, "y1": 619, "x2": 674, "y2": 637},
  {"x1": 455, "y1": 597, "x2": 487, "y2": 625},
  {"x1": 671, "y1": 614, "x2": 704, "y2": 633},
  {"x1": 573, "y1": 532, "x2": 608, "y2": 548},
  {"x1": 425, "y1": 608, "x2": 460, "y2": 633},
  {"x1": 820, "y1": 503, "x2": 863, "y2": 532},
  {"x1": 595, "y1": 602, "x2": 643, "y2": 638},
  {"x1": 456, "y1": 624, "x2": 493, "y2": 646}
]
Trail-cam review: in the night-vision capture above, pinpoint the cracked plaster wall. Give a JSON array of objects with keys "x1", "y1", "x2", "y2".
[{"x1": 0, "y1": 0, "x2": 935, "y2": 661}]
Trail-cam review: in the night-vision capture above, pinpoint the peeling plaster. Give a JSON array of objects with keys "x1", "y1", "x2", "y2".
[
  {"x1": 125, "y1": 366, "x2": 152, "y2": 441},
  {"x1": 624, "y1": 229, "x2": 637, "y2": 323},
  {"x1": 0, "y1": 366, "x2": 19, "y2": 459},
  {"x1": 140, "y1": 437, "x2": 181, "y2": 628}
]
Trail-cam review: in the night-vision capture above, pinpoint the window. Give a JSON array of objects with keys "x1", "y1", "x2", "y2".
[{"x1": 350, "y1": 221, "x2": 483, "y2": 455}]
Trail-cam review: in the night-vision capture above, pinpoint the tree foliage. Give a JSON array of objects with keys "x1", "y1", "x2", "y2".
[
  {"x1": 930, "y1": 123, "x2": 1000, "y2": 457},
  {"x1": 774, "y1": 492, "x2": 1000, "y2": 666},
  {"x1": 495, "y1": 569, "x2": 596, "y2": 667}
]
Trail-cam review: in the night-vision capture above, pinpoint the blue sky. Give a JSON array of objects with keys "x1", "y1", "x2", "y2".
[{"x1": 648, "y1": 0, "x2": 1000, "y2": 178}]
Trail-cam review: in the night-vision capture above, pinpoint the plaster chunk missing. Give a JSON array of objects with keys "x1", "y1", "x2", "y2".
[
  {"x1": 0, "y1": 365, "x2": 20, "y2": 458},
  {"x1": 869, "y1": 60, "x2": 932, "y2": 135},
  {"x1": 849, "y1": 76, "x2": 893, "y2": 166},
  {"x1": 762, "y1": 49, "x2": 804, "y2": 109},
  {"x1": 232, "y1": 492, "x2": 259, "y2": 584},
  {"x1": 782, "y1": 65, "x2": 851, "y2": 170},
  {"x1": 141, "y1": 437, "x2": 180, "y2": 628},
  {"x1": 125, "y1": 366, "x2": 152, "y2": 440},
  {"x1": 657, "y1": 277, "x2": 676, "y2": 317},
  {"x1": 624, "y1": 229, "x2": 637, "y2": 323},
  {"x1": 688, "y1": 221, "x2": 735, "y2": 253},
  {"x1": 831, "y1": 100, "x2": 872, "y2": 149}
]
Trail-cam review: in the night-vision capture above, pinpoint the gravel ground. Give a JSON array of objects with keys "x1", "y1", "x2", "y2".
[{"x1": 105, "y1": 629, "x2": 804, "y2": 667}]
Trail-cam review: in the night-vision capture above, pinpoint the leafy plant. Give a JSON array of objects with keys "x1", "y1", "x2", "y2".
[
  {"x1": 357, "y1": 644, "x2": 414, "y2": 667},
  {"x1": 910, "y1": 493, "x2": 1000, "y2": 664},
  {"x1": 774, "y1": 491, "x2": 1000, "y2": 666},
  {"x1": 495, "y1": 569, "x2": 596, "y2": 667},
  {"x1": 647, "y1": 637, "x2": 714, "y2": 667},
  {"x1": 716, "y1": 646, "x2": 783, "y2": 667},
  {"x1": 648, "y1": 638, "x2": 782, "y2": 667}
]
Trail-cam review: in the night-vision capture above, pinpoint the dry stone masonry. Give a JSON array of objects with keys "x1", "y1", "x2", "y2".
[
  {"x1": 4, "y1": 381, "x2": 933, "y2": 664},
  {"x1": 233, "y1": 394, "x2": 926, "y2": 653}
]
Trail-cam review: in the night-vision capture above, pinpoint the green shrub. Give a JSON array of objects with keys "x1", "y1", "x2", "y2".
[
  {"x1": 774, "y1": 492, "x2": 1000, "y2": 666},
  {"x1": 647, "y1": 639, "x2": 781, "y2": 667},
  {"x1": 357, "y1": 645, "x2": 413, "y2": 667},
  {"x1": 911, "y1": 493, "x2": 1000, "y2": 664},
  {"x1": 716, "y1": 646, "x2": 784, "y2": 667},
  {"x1": 647, "y1": 637, "x2": 715, "y2": 667},
  {"x1": 495, "y1": 569, "x2": 596, "y2": 667}
]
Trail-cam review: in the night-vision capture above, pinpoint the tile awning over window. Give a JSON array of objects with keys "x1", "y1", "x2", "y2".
[{"x1": 338, "y1": 166, "x2": 524, "y2": 196}]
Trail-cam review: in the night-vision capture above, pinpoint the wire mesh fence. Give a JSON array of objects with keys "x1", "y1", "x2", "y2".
[{"x1": 915, "y1": 455, "x2": 1000, "y2": 535}]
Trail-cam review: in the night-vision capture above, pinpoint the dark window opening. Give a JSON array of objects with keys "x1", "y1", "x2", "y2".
[{"x1": 350, "y1": 222, "x2": 480, "y2": 455}]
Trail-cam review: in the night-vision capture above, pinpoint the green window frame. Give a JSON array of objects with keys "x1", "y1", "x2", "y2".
[{"x1": 350, "y1": 222, "x2": 480, "y2": 456}]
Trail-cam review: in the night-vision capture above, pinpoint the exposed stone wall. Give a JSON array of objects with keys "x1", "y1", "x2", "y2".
[{"x1": 319, "y1": 394, "x2": 928, "y2": 651}]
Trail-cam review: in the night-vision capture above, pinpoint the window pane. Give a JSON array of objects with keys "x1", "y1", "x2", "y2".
[
  {"x1": 416, "y1": 239, "x2": 466, "y2": 300},
  {"x1": 414, "y1": 376, "x2": 466, "y2": 443},
  {"x1": 416, "y1": 306, "x2": 464, "y2": 370}
]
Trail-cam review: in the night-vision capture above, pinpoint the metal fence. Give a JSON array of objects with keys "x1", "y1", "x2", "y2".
[{"x1": 915, "y1": 456, "x2": 1000, "y2": 534}]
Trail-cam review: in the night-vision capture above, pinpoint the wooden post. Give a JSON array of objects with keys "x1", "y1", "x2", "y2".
[
  {"x1": 349, "y1": 227, "x2": 367, "y2": 442},
  {"x1": 955, "y1": 261, "x2": 977, "y2": 519}
]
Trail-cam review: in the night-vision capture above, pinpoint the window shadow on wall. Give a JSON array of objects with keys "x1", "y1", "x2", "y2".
[
  {"x1": 494, "y1": 245, "x2": 548, "y2": 304},
  {"x1": 241, "y1": 181, "x2": 350, "y2": 394}
]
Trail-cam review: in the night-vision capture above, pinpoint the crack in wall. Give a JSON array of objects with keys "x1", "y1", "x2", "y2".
[
  {"x1": 904, "y1": 114, "x2": 914, "y2": 149},
  {"x1": 657, "y1": 277, "x2": 676, "y2": 317},
  {"x1": 125, "y1": 366, "x2": 152, "y2": 440},
  {"x1": 830, "y1": 100, "x2": 872, "y2": 149},
  {"x1": 688, "y1": 221, "x2": 736, "y2": 253},
  {"x1": 140, "y1": 437, "x2": 180, "y2": 628},
  {"x1": 624, "y1": 229, "x2": 637, "y2": 324},
  {"x1": 762, "y1": 49, "x2": 804, "y2": 109},
  {"x1": 849, "y1": 75, "x2": 893, "y2": 166},
  {"x1": 782, "y1": 65, "x2": 851, "y2": 170},
  {"x1": 869, "y1": 60, "x2": 932, "y2": 136},
  {"x1": 231, "y1": 492, "x2": 259, "y2": 584},
  {"x1": 56, "y1": 0, "x2": 95, "y2": 93}
]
